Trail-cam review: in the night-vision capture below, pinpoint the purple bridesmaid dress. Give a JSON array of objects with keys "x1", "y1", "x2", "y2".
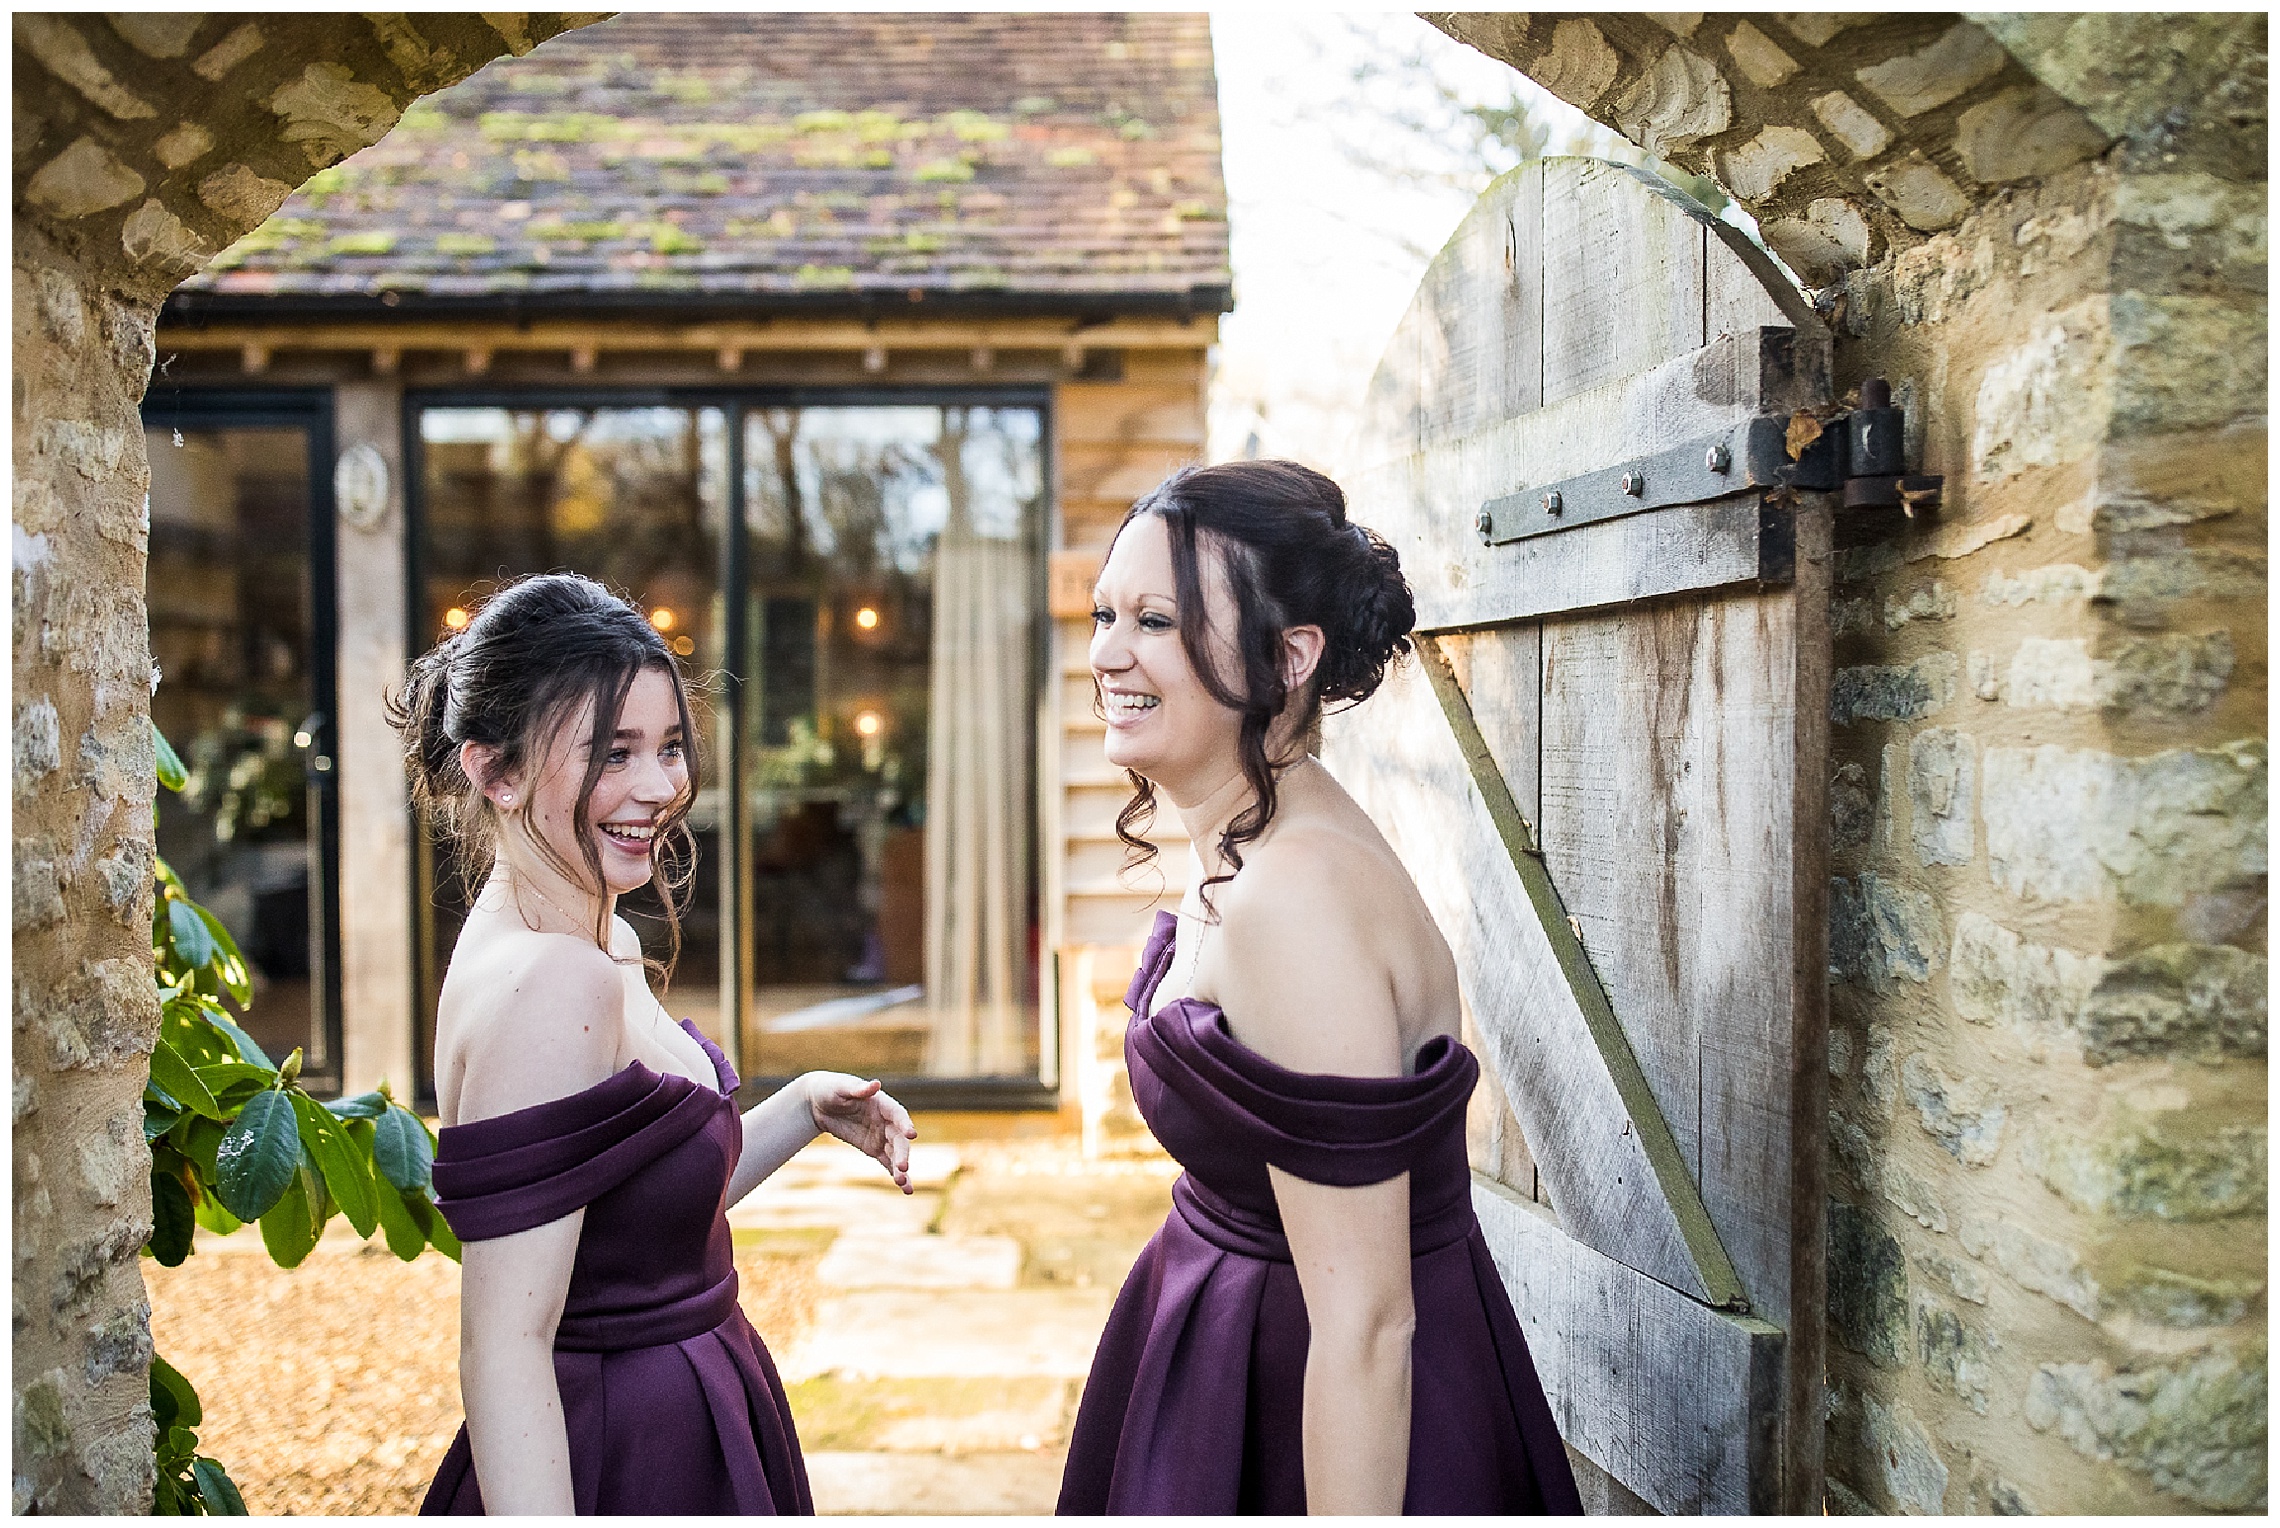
[
  {"x1": 420, "y1": 1020, "x2": 812, "y2": 1515},
  {"x1": 1057, "y1": 912, "x2": 1581, "y2": 1515}
]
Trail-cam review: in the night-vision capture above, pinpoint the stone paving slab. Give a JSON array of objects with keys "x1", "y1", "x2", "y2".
[
  {"x1": 817, "y1": 1231, "x2": 1022, "y2": 1290},
  {"x1": 781, "y1": 1289, "x2": 1117, "y2": 1381},
  {"x1": 805, "y1": 1450, "x2": 1066, "y2": 1515}
]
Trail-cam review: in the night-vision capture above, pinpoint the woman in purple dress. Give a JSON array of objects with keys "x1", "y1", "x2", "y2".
[
  {"x1": 389, "y1": 573, "x2": 915, "y2": 1515},
  {"x1": 1058, "y1": 463, "x2": 1581, "y2": 1515}
]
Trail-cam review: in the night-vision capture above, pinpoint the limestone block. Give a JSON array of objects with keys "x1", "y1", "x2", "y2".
[
  {"x1": 1827, "y1": 1199, "x2": 1909, "y2": 1367},
  {"x1": 1830, "y1": 871, "x2": 1943, "y2": 991},
  {"x1": 1882, "y1": 581, "x2": 1956, "y2": 629},
  {"x1": 2025, "y1": 1345, "x2": 2268, "y2": 1510},
  {"x1": 1862, "y1": 1393, "x2": 1950, "y2": 1512},
  {"x1": 192, "y1": 22, "x2": 265, "y2": 82},
  {"x1": 1722, "y1": 21, "x2": 1798, "y2": 89},
  {"x1": 14, "y1": 16, "x2": 155, "y2": 120},
  {"x1": 2094, "y1": 419, "x2": 2266, "y2": 531},
  {"x1": 2109, "y1": 292, "x2": 2267, "y2": 436},
  {"x1": 24, "y1": 138, "x2": 145, "y2": 220},
  {"x1": 151, "y1": 124, "x2": 214, "y2": 172},
  {"x1": 92, "y1": 843, "x2": 151, "y2": 925},
  {"x1": 1980, "y1": 563, "x2": 2100, "y2": 607},
  {"x1": 13, "y1": 844, "x2": 67, "y2": 931},
  {"x1": 1530, "y1": 19, "x2": 1621, "y2": 110},
  {"x1": 267, "y1": 61, "x2": 405, "y2": 168},
  {"x1": 1901, "y1": 1053, "x2": 2006, "y2": 1166},
  {"x1": 1720, "y1": 125, "x2": 1824, "y2": 201},
  {"x1": 1810, "y1": 90, "x2": 1893, "y2": 160},
  {"x1": 1915, "y1": 1244, "x2": 1991, "y2": 1305},
  {"x1": 1971, "y1": 298, "x2": 2113, "y2": 478},
  {"x1": 1982, "y1": 741, "x2": 2266, "y2": 906},
  {"x1": 195, "y1": 165, "x2": 295, "y2": 227},
  {"x1": 1955, "y1": 85, "x2": 2111, "y2": 184},
  {"x1": 1949, "y1": 912, "x2": 2104, "y2": 1046},
  {"x1": 1759, "y1": 196, "x2": 1872, "y2": 285},
  {"x1": 1855, "y1": 23, "x2": 2009, "y2": 118},
  {"x1": 119, "y1": 201, "x2": 211, "y2": 279},
  {"x1": 2004, "y1": 637, "x2": 2099, "y2": 710},
  {"x1": 2110, "y1": 1263, "x2": 2264, "y2": 1328},
  {"x1": 2079, "y1": 942, "x2": 2266, "y2": 1064},
  {"x1": 2031, "y1": 1117, "x2": 2266, "y2": 1221},
  {"x1": 1832, "y1": 760, "x2": 1873, "y2": 850},
  {"x1": 1611, "y1": 46, "x2": 1731, "y2": 157},
  {"x1": 2100, "y1": 631, "x2": 2235, "y2": 715},
  {"x1": 2099, "y1": 548, "x2": 2265, "y2": 629},
  {"x1": 1959, "y1": 1210, "x2": 2101, "y2": 1319},
  {"x1": 1883, "y1": 1163, "x2": 1949, "y2": 1232},
  {"x1": 74, "y1": 1117, "x2": 142, "y2": 1210},
  {"x1": 14, "y1": 701, "x2": 62, "y2": 793},
  {"x1": 1907, "y1": 727, "x2": 1975, "y2": 867},
  {"x1": 23, "y1": 959, "x2": 158, "y2": 1073},
  {"x1": 106, "y1": 14, "x2": 203, "y2": 58},
  {"x1": 1916, "y1": 1301, "x2": 1995, "y2": 1414},
  {"x1": 1863, "y1": 153, "x2": 1970, "y2": 232},
  {"x1": 1830, "y1": 651, "x2": 1959, "y2": 725},
  {"x1": 28, "y1": 268, "x2": 86, "y2": 346}
]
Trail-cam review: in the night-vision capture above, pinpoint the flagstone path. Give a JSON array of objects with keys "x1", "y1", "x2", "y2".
[{"x1": 144, "y1": 1121, "x2": 1175, "y2": 1514}]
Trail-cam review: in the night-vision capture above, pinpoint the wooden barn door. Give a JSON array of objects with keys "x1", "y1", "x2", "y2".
[{"x1": 1324, "y1": 158, "x2": 1833, "y2": 1514}]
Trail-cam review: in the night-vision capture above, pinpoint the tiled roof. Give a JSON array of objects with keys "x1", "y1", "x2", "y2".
[{"x1": 171, "y1": 12, "x2": 1230, "y2": 318}]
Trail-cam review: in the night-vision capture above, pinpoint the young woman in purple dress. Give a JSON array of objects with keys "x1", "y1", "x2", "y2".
[
  {"x1": 390, "y1": 573, "x2": 915, "y2": 1515},
  {"x1": 1057, "y1": 462, "x2": 1581, "y2": 1515}
]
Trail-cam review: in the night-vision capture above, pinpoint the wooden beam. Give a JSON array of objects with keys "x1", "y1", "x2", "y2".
[
  {"x1": 1418, "y1": 637, "x2": 1745, "y2": 1310},
  {"x1": 1472, "y1": 1176, "x2": 1785, "y2": 1515},
  {"x1": 151, "y1": 316, "x2": 1218, "y2": 357}
]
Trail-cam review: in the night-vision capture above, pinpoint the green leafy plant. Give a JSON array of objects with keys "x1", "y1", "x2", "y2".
[{"x1": 143, "y1": 720, "x2": 459, "y2": 1513}]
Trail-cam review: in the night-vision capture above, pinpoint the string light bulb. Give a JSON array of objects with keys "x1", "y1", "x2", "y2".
[
  {"x1": 649, "y1": 607, "x2": 676, "y2": 632},
  {"x1": 853, "y1": 605, "x2": 880, "y2": 631},
  {"x1": 443, "y1": 607, "x2": 470, "y2": 631}
]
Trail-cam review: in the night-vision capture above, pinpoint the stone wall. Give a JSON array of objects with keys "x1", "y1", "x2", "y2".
[
  {"x1": 11, "y1": 15, "x2": 601, "y2": 1512},
  {"x1": 1428, "y1": 13, "x2": 2266, "y2": 1515}
]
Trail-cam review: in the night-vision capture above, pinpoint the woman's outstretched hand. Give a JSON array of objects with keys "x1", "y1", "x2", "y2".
[{"x1": 806, "y1": 1073, "x2": 918, "y2": 1193}]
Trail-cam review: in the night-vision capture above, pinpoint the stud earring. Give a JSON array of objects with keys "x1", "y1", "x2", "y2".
[{"x1": 499, "y1": 792, "x2": 515, "y2": 808}]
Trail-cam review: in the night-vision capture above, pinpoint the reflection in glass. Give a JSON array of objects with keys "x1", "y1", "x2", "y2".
[
  {"x1": 415, "y1": 408, "x2": 730, "y2": 1071},
  {"x1": 145, "y1": 425, "x2": 332, "y2": 1079},
  {"x1": 743, "y1": 406, "x2": 1044, "y2": 1081}
]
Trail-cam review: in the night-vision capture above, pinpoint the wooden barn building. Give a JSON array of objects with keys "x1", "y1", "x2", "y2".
[{"x1": 144, "y1": 11, "x2": 1228, "y2": 1111}]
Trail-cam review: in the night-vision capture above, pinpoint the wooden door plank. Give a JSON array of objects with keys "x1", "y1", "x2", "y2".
[
  {"x1": 1538, "y1": 590, "x2": 1803, "y2": 1327},
  {"x1": 1436, "y1": 624, "x2": 1540, "y2": 830},
  {"x1": 1474, "y1": 1176, "x2": 1784, "y2": 1515},
  {"x1": 1346, "y1": 327, "x2": 1828, "y2": 632},
  {"x1": 1323, "y1": 657, "x2": 1720, "y2": 1304},
  {"x1": 1419, "y1": 163, "x2": 1543, "y2": 442},
  {"x1": 1540, "y1": 158, "x2": 1706, "y2": 409}
]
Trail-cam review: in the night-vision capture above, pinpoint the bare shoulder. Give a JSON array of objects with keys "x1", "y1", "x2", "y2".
[
  {"x1": 451, "y1": 935, "x2": 627, "y2": 1124},
  {"x1": 608, "y1": 915, "x2": 645, "y2": 964},
  {"x1": 1208, "y1": 831, "x2": 1404, "y2": 1079}
]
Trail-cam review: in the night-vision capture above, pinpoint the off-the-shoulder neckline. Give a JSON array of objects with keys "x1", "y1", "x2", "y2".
[
  {"x1": 441, "y1": 1018, "x2": 733, "y2": 1135},
  {"x1": 1135, "y1": 910, "x2": 1463, "y2": 1087}
]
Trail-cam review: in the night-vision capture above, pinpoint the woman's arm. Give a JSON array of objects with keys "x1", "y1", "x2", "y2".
[
  {"x1": 1272, "y1": 1167, "x2": 1416, "y2": 1514},
  {"x1": 1211, "y1": 856, "x2": 1417, "y2": 1514},
  {"x1": 450, "y1": 944, "x2": 624, "y2": 1515},
  {"x1": 727, "y1": 1073, "x2": 916, "y2": 1207}
]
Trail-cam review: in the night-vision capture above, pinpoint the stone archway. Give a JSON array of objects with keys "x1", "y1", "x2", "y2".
[{"x1": 12, "y1": 15, "x2": 605, "y2": 1511}]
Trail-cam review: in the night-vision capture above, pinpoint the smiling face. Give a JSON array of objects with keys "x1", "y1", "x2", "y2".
[
  {"x1": 1089, "y1": 512, "x2": 1248, "y2": 798},
  {"x1": 511, "y1": 664, "x2": 691, "y2": 900}
]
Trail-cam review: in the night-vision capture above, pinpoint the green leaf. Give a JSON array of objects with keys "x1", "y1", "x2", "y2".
[
  {"x1": 326, "y1": 1091, "x2": 388, "y2": 1119},
  {"x1": 192, "y1": 1457, "x2": 248, "y2": 1515},
  {"x1": 373, "y1": 1105, "x2": 435, "y2": 1194},
  {"x1": 195, "y1": 904, "x2": 253, "y2": 1004},
  {"x1": 171, "y1": 1113, "x2": 225, "y2": 1178},
  {"x1": 191, "y1": 1191, "x2": 243, "y2": 1238},
  {"x1": 151, "y1": 1353, "x2": 202, "y2": 1428},
  {"x1": 258, "y1": 1147, "x2": 324, "y2": 1268},
  {"x1": 144, "y1": 1094, "x2": 184, "y2": 1144},
  {"x1": 373, "y1": 1176, "x2": 429, "y2": 1261},
  {"x1": 213, "y1": 1091, "x2": 299, "y2": 1221},
  {"x1": 154, "y1": 721, "x2": 189, "y2": 792},
  {"x1": 193, "y1": 1061, "x2": 275, "y2": 1097},
  {"x1": 148, "y1": 1166, "x2": 196, "y2": 1266},
  {"x1": 166, "y1": 898, "x2": 218, "y2": 970},
  {"x1": 149, "y1": 1038, "x2": 222, "y2": 1120},
  {"x1": 292, "y1": 1091, "x2": 377, "y2": 1239},
  {"x1": 423, "y1": 1192, "x2": 462, "y2": 1262},
  {"x1": 205, "y1": 1012, "x2": 273, "y2": 1070}
]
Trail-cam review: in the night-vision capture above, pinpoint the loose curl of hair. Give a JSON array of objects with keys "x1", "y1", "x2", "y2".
[
  {"x1": 1103, "y1": 460, "x2": 1416, "y2": 910},
  {"x1": 384, "y1": 572, "x2": 701, "y2": 980}
]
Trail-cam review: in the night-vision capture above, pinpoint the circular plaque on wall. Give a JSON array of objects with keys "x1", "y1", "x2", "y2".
[{"x1": 335, "y1": 442, "x2": 392, "y2": 532}]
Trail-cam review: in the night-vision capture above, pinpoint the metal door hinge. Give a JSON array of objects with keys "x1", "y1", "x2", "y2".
[{"x1": 1471, "y1": 375, "x2": 1942, "y2": 545}]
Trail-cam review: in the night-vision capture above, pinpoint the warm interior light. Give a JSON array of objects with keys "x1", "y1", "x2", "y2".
[
  {"x1": 853, "y1": 605, "x2": 880, "y2": 631},
  {"x1": 443, "y1": 606, "x2": 470, "y2": 631},
  {"x1": 649, "y1": 607, "x2": 676, "y2": 632},
  {"x1": 853, "y1": 710, "x2": 883, "y2": 738},
  {"x1": 671, "y1": 634, "x2": 695, "y2": 657}
]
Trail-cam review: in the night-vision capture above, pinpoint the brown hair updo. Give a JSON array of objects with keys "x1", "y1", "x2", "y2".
[
  {"x1": 385, "y1": 571, "x2": 700, "y2": 970},
  {"x1": 1105, "y1": 460, "x2": 1415, "y2": 903}
]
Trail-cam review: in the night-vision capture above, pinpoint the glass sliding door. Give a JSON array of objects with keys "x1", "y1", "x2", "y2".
[
  {"x1": 741, "y1": 404, "x2": 1045, "y2": 1084},
  {"x1": 143, "y1": 397, "x2": 343, "y2": 1090},
  {"x1": 412, "y1": 405, "x2": 731, "y2": 1089}
]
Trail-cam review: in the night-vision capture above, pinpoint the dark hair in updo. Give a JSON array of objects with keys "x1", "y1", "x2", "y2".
[
  {"x1": 385, "y1": 572, "x2": 699, "y2": 973},
  {"x1": 1106, "y1": 460, "x2": 1415, "y2": 904}
]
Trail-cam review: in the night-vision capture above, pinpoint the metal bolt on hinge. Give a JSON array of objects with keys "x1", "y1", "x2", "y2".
[
  {"x1": 1620, "y1": 469, "x2": 1645, "y2": 496},
  {"x1": 1475, "y1": 507, "x2": 1494, "y2": 541},
  {"x1": 1541, "y1": 490, "x2": 1563, "y2": 515},
  {"x1": 1705, "y1": 442, "x2": 1731, "y2": 474}
]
